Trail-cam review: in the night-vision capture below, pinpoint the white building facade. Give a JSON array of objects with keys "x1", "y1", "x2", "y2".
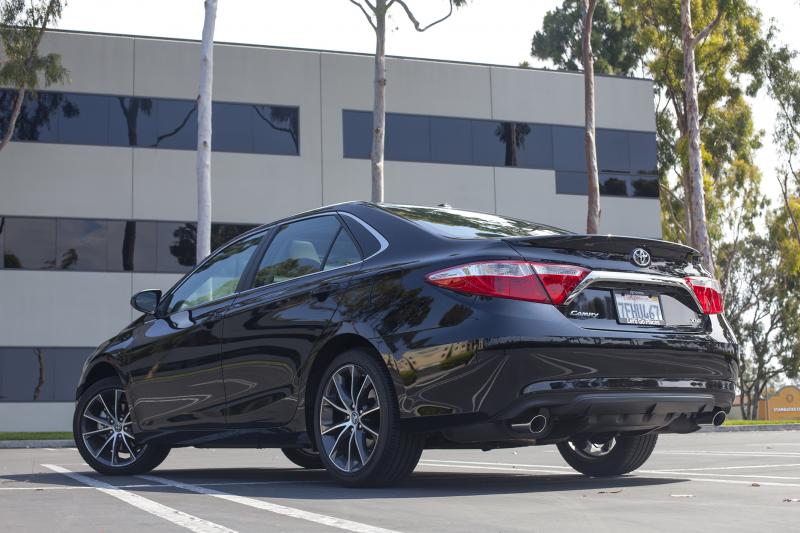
[{"x1": 0, "y1": 30, "x2": 659, "y2": 431}]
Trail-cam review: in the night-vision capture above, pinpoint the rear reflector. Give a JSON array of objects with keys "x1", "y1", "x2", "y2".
[
  {"x1": 684, "y1": 276, "x2": 724, "y2": 314},
  {"x1": 425, "y1": 261, "x2": 589, "y2": 305}
]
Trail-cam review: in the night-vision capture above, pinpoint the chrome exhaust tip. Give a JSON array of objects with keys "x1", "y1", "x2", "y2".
[
  {"x1": 697, "y1": 409, "x2": 727, "y2": 426},
  {"x1": 529, "y1": 414, "x2": 549, "y2": 435}
]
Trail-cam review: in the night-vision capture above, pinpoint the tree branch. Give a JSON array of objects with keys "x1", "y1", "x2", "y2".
[
  {"x1": 779, "y1": 162, "x2": 800, "y2": 246},
  {"x1": 393, "y1": 0, "x2": 455, "y2": 32},
  {"x1": 692, "y1": 1, "x2": 725, "y2": 47},
  {"x1": 348, "y1": 0, "x2": 377, "y2": 31}
]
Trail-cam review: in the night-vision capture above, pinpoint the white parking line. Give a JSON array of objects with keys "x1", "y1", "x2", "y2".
[
  {"x1": 417, "y1": 459, "x2": 800, "y2": 488},
  {"x1": 42, "y1": 465, "x2": 236, "y2": 533},
  {"x1": 139, "y1": 474, "x2": 403, "y2": 533},
  {"x1": 656, "y1": 450, "x2": 800, "y2": 457},
  {"x1": 654, "y1": 463, "x2": 800, "y2": 472}
]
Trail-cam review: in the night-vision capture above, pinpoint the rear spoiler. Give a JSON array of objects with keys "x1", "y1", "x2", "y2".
[{"x1": 503, "y1": 234, "x2": 699, "y2": 263}]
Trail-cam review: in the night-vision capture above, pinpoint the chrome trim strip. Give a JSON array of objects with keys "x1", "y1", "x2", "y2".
[{"x1": 563, "y1": 270, "x2": 702, "y2": 310}]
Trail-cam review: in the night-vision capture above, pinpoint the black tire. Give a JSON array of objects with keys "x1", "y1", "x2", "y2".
[
  {"x1": 313, "y1": 348, "x2": 424, "y2": 487},
  {"x1": 557, "y1": 434, "x2": 658, "y2": 477},
  {"x1": 281, "y1": 447, "x2": 324, "y2": 469},
  {"x1": 73, "y1": 377, "x2": 170, "y2": 476}
]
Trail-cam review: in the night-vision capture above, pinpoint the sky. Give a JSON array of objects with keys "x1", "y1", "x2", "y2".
[{"x1": 55, "y1": 0, "x2": 800, "y2": 206}]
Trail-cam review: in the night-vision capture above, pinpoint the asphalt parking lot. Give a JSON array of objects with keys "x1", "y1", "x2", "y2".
[{"x1": 1, "y1": 431, "x2": 798, "y2": 533}]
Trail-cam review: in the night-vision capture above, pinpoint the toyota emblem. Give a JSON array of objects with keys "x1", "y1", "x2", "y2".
[{"x1": 631, "y1": 248, "x2": 651, "y2": 267}]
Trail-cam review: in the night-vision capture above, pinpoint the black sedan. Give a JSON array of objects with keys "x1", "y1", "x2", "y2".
[{"x1": 73, "y1": 202, "x2": 737, "y2": 486}]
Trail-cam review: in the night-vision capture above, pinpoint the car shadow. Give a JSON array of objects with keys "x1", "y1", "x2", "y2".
[{"x1": 2, "y1": 467, "x2": 686, "y2": 499}]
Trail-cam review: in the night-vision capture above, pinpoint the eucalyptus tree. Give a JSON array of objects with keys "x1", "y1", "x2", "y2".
[
  {"x1": 0, "y1": 0, "x2": 67, "y2": 153},
  {"x1": 196, "y1": 0, "x2": 217, "y2": 262},
  {"x1": 347, "y1": 0, "x2": 466, "y2": 203},
  {"x1": 581, "y1": 0, "x2": 600, "y2": 233}
]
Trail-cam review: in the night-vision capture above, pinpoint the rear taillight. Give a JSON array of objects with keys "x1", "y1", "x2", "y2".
[
  {"x1": 685, "y1": 276, "x2": 724, "y2": 314},
  {"x1": 425, "y1": 261, "x2": 589, "y2": 305}
]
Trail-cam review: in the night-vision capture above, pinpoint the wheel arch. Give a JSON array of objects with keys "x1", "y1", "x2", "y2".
[
  {"x1": 75, "y1": 360, "x2": 123, "y2": 399},
  {"x1": 302, "y1": 333, "x2": 398, "y2": 434}
]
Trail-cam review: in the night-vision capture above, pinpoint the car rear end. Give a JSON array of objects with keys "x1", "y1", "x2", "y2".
[{"x1": 411, "y1": 224, "x2": 737, "y2": 445}]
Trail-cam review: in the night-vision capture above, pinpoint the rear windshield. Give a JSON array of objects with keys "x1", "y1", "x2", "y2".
[{"x1": 381, "y1": 205, "x2": 570, "y2": 239}]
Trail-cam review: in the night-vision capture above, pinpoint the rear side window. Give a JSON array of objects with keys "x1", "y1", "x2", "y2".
[
  {"x1": 381, "y1": 204, "x2": 570, "y2": 239},
  {"x1": 253, "y1": 216, "x2": 360, "y2": 287}
]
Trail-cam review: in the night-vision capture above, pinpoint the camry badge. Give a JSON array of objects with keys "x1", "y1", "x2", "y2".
[{"x1": 631, "y1": 248, "x2": 651, "y2": 267}]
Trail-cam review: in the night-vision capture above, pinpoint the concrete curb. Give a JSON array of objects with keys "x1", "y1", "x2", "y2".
[
  {"x1": 699, "y1": 424, "x2": 800, "y2": 432},
  {"x1": 0, "y1": 439, "x2": 74, "y2": 449}
]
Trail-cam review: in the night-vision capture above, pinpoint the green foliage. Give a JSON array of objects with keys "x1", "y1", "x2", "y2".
[
  {"x1": 531, "y1": 0, "x2": 644, "y2": 75},
  {"x1": 0, "y1": 0, "x2": 68, "y2": 91}
]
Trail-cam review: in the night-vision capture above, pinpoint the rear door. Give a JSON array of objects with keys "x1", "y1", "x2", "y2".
[
  {"x1": 220, "y1": 214, "x2": 363, "y2": 427},
  {"x1": 504, "y1": 235, "x2": 708, "y2": 332}
]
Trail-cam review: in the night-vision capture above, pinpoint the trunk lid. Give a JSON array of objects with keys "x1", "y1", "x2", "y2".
[{"x1": 503, "y1": 234, "x2": 707, "y2": 332}]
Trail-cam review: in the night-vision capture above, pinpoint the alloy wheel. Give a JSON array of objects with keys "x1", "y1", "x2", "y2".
[
  {"x1": 568, "y1": 436, "x2": 617, "y2": 459},
  {"x1": 319, "y1": 364, "x2": 381, "y2": 473},
  {"x1": 80, "y1": 388, "x2": 144, "y2": 467}
]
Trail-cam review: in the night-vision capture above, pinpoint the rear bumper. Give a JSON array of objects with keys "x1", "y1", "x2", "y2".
[{"x1": 433, "y1": 380, "x2": 735, "y2": 444}]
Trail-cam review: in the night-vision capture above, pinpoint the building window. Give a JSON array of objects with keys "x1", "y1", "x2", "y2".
[
  {"x1": 0, "y1": 216, "x2": 258, "y2": 274},
  {"x1": 0, "y1": 347, "x2": 92, "y2": 402},
  {"x1": 343, "y1": 110, "x2": 658, "y2": 198},
  {"x1": 0, "y1": 90, "x2": 300, "y2": 156}
]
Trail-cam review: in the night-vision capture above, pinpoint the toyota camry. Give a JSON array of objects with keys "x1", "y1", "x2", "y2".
[{"x1": 73, "y1": 202, "x2": 737, "y2": 486}]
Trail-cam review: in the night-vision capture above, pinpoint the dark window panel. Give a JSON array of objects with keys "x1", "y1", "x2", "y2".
[
  {"x1": 9, "y1": 91, "x2": 60, "y2": 142},
  {"x1": 211, "y1": 223, "x2": 259, "y2": 251},
  {"x1": 3, "y1": 217, "x2": 56, "y2": 269},
  {"x1": 56, "y1": 219, "x2": 108, "y2": 271},
  {"x1": 430, "y1": 116, "x2": 472, "y2": 165},
  {"x1": 129, "y1": 221, "x2": 158, "y2": 272},
  {"x1": 0, "y1": 217, "x2": 5, "y2": 270},
  {"x1": 629, "y1": 132, "x2": 658, "y2": 174},
  {"x1": 515, "y1": 123, "x2": 553, "y2": 169},
  {"x1": 152, "y1": 99, "x2": 197, "y2": 150},
  {"x1": 323, "y1": 228, "x2": 361, "y2": 270},
  {"x1": 471, "y1": 119, "x2": 505, "y2": 166},
  {"x1": 631, "y1": 174, "x2": 660, "y2": 198},
  {"x1": 58, "y1": 93, "x2": 110, "y2": 146},
  {"x1": 109, "y1": 96, "x2": 156, "y2": 146},
  {"x1": 252, "y1": 105, "x2": 299, "y2": 156},
  {"x1": 213, "y1": 102, "x2": 254, "y2": 153},
  {"x1": 0, "y1": 347, "x2": 90, "y2": 402},
  {"x1": 342, "y1": 110, "x2": 372, "y2": 159},
  {"x1": 597, "y1": 129, "x2": 630, "y2": 173},
  {"x1": 553, "y1": 126, "x2": 586, "y2": 172},
  {"x1": 555, "y1": 171, "x2": 588, "y2": 195},
  {"x1": 157, "y1": 221, "x2": 196, "y2": 273},
  {"x1": 385, "y1": 113, "x2": 430, "y2": 162},
  {"x1": 599, "y1": 174, "x2": 630, "y2": 196}
]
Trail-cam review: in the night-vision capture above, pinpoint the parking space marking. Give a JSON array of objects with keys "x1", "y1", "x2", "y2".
[
  {"x1": 418, "y1": 459, "x2": 800, "y2": 488},
  {"x1": 139, "y1": 474, "x2": 403, "y2": 533},
  {"x1": 656, "y1": 451, "x2": 800, "y2": 457},
  {"x1": 42, "y1": 465, "x2": 237, "y2": 533},
  {"x1": 653, "y1": 463, "x2": 800, "y2": 472}
]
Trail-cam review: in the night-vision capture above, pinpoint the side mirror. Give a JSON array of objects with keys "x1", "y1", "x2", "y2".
[{"x1": 131, "y1": 289, "x2": 162, "y2": 315}]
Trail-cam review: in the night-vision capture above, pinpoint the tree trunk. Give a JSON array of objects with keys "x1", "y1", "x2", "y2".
[
  {"x1": 371, "y1": 0, "x2": 387, "y2": 203},
  {"x1": 582, "y1": 0, "x2": 600, "y2": 234},
  {"x1": 0, "y1": 89, "x2": 25, "y2": 153},
  {"x1": 680, "y1": 0, "x2": 714, "y2": 272},
  {"x1": 196, "y1": 0, "x2": 217, "y2": 263},
  {"x1": 33, "y1": 348, "x2": 45, "y2": 401}
]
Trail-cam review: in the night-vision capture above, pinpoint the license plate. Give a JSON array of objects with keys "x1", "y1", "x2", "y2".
[{"x1": 613, "y1": 291, "x2": 665, "y2": 326}]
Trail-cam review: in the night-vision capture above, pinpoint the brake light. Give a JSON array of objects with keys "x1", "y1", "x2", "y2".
[
  {"x1": 425, "y1": 261, "x2": 589, "y2": 305},
  {"x1": 685, "y1": 276, "x2": 724, "y2": 314}
]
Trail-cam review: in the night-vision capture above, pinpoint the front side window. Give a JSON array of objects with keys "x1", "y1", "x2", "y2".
[
  {"x1": 168, "y1": 232, "x2": 263, "y2": 313},
  {"x1": 253, "y1": 216, "x2": 359, "y2": 288}
]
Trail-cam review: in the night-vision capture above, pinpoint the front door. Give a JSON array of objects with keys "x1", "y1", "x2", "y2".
[
  {"x1": 221, "y1": 215, "x2": 363, "y2": 427},
  {"x1": 126, "y1": 230, "x2": 264, "y2": 432}
]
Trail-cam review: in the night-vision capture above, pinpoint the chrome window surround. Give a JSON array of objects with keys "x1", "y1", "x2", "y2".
[
  {"x1": 563, "y1": 270, "x2": 703, "y2": 311},
  {"x1": 161, "y1": 211, "x2": 390, "y2": 311}
]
